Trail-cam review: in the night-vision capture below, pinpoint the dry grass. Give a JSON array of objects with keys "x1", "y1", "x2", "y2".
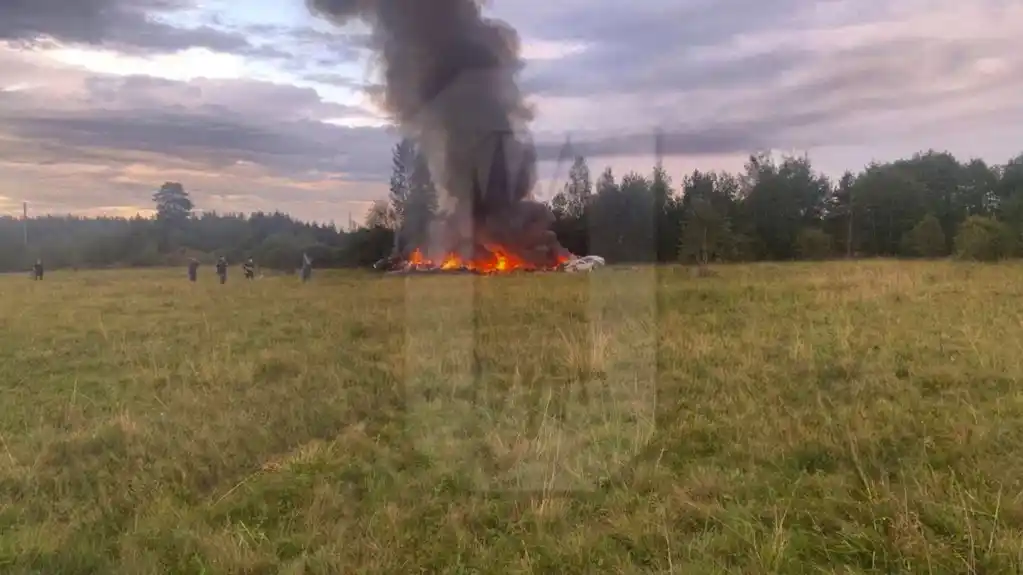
[{"x1": 2, "y1": 260, "x2": 1023, "y2": 573}]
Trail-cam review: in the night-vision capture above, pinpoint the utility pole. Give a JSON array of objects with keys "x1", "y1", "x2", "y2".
[
  {"x1": 846, "y1": 186, "x2": 854, "y2": 258},
  {"x1": 22, "y1": 201, "x2": 28, "y2": 247}
]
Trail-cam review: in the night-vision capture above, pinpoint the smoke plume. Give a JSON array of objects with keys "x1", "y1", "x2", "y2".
[{"x1": 307, "y1": 0, "x2": 570, "y2": 266}]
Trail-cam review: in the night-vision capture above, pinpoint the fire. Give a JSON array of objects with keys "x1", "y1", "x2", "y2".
[{"x1": 405, "y1": 246, "x2": 569, "y2": 273}]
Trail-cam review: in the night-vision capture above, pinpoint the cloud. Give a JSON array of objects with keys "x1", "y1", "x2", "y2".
[
  {"x1": 0, "y1": 47, "x2": 393, "y2": 174},
  {"x1": 0, "y1": 0, "x2": 296, "y2": 59},
  {"x1": 0, "y1": 46, "x2": 392, "y2": 222},
  {"x1": 3, "y1": 0, "x2": 1023, "y2": 223},
  {"x1": 506, "y1": 0, "x2": 1023, "y2": 157}
]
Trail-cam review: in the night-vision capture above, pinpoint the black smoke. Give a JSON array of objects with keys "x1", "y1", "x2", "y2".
[{"x1": 306, "y1": 0, "x2": 570, "y2": 266}]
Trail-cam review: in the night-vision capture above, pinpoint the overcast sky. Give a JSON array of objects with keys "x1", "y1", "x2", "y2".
[{"x1": 1, "y1": 0, "x2": 1021, "y2": 223}]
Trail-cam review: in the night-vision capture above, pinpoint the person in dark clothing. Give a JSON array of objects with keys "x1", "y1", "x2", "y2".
[
  {"x1": 300, "y1": 253, "x2": 312, "y2": 282},
  {"x1": 243, "y1": 257, "x2": 255, "y2": 279},
  {"x1": 216, "y1": 257, "x2": 228, "y2": 284},
  {"x1": 187, "y1": 258, "x2": 199, "y2": 282},
  {"x1": 32, "y1": 259, "x2": 43, "y2": 280}
]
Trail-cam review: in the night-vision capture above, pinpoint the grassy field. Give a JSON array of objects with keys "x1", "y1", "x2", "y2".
[{"x1": 2, "y1": 261, "x2": 1023, "y2": 573}]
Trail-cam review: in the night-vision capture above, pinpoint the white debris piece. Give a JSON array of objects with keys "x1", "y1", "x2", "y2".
[{"x1": 563, "y1": 255, "x2": 606, "y2": 272}]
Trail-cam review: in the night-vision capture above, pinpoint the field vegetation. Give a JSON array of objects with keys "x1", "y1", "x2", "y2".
[{"x1": 2, "y1": 261, "x2": 1023, "y2": 573}]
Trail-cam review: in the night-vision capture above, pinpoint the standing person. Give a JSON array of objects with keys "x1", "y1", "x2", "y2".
[
  {"x1": 216, "y1": 256, "x2": 228, "y2": 284},
  {"x1": 300, "y1": 253, "x2": 312, "y2": 282},
  {"x1": 187, "y1": 258, "x2": 199, "y2": 282},
  {"x1": 243, "y1": 257, "x2": 255, "y2": 279},
  {"x1": 32, "y1": 259, "x2": 43, "y2": 280}
]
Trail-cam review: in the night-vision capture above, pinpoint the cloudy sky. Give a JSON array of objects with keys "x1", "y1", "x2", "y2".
[{"x1": 1, "y1": 0, "x2": 1021, "y2": 223}]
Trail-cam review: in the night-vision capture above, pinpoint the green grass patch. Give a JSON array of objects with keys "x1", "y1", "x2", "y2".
[{"x1": 2, "y1": 261, "x2": 1023, "y2": 573}]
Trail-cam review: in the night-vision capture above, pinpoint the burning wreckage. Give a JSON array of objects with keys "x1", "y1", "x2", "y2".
[
  {"x1": 306, "y1": 0, "x2": 604, "y2": 275},
  {"x1": 373, "y1": 138, "x2": 605, "y2": 275},
  {"x1": 374, "y1": 248, "x2": 605, "y2": 274}
]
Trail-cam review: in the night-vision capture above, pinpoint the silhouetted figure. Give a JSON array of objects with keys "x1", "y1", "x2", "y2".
[
  {"x1": 32, "y1": 259, "x2": 43, "y2": 280},
  {"x1": 243, "y1": 257, "x2": 255, "y2": 279},
  {"x1": 187, "y1": 258, "x2": 199, "y2": 282},
  {"x1": 216, "y1": 256, "x2": 228, "y2": 284},
  {"x1": 301, "y1": 253, "x2": 312, "y2": 282}
]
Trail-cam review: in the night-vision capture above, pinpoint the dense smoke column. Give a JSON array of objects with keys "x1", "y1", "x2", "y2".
[{"x1": 307, "y1": 0, "x2": 566, "y2": 264}]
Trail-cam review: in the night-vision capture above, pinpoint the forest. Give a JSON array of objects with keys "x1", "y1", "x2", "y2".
[{"x1": 3, "y1": 139, "x2": 1022, "y2": 273}]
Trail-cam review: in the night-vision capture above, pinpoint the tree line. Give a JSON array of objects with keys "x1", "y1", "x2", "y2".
[
  {"x1": 0, "y1": 181, "x2": 394, "y2": 273},
  {"x1": 3, "y1": 142, "x2": 1023, "y2": 273},
  {"x1": 376, "y1": 141, "x2": 1023, "y2": 264}
]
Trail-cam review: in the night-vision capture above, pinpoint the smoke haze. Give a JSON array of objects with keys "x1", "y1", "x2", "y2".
[{"x1": 306, "y1": 0, "x2": 569, "y2": 265}]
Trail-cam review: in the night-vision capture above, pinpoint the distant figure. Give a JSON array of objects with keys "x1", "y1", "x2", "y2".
[
  {"x1": 187, "y1": 258, "x2": 199, "y2": 282},
  {"x1": 243, "y1": 257, "x2": 255, "y2": 279},
  {"x1": 300, "y1": 253, "x2": 312, "y2": 282},
  {"x1": 32, "y1": 259, "x2": 43, "y2": 280},
  {"x1": 216, "y1": 256, "x2": 228, "y2": 284}
]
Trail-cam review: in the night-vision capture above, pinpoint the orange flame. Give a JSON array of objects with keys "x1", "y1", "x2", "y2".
[{"x1": 406, "y1": 246, "x2": 569, "y2": 273}]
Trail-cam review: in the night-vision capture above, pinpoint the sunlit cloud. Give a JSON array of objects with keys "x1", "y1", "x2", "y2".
[
  {"x1": 45, "y1": 46, "x2": 248, "y2": 80},
  {"x1": 521, "y1": 39, "x2": 589, "y2": 61}
]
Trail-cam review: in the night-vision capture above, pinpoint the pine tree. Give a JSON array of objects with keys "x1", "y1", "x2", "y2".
[
  {"x1": 401, "y1": 146, "x2": 438, "y2": 251},
  {"x1": 389, "y1": 138, "x2": 417, "y2": 223},
  {"x1": 563, "y1": 156, "x2": 592, "y2": 217}
]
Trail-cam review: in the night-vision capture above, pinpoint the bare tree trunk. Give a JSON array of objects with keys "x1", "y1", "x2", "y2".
[
  {"x1": 888, "y1": 210, "x2": 894, "y2": 254},
  {"x1": 701, "y1": 226, "x2": 708, "y2": 265},
  {"x1": 846, "y1": 197, "x2": 854, "y2": 258},
  {"x1": 871, "y1": 209, "x2": 878, "y2": 255}
]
